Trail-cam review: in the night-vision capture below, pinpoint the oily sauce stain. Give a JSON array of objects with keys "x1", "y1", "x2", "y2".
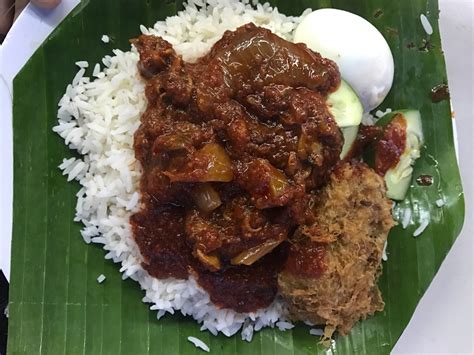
[
  {"x1": 373, "y1": 9, "x2": 383, "y2": 19},
  {"x1": 416, "y1": 175, "x2": 433, "y2": 186},
  {"x1": 419, "y1": 39, "x2": 434, "y2": 52},
  {"x1": 430, "y1": 84, "x2": 450, "y2": 103}
]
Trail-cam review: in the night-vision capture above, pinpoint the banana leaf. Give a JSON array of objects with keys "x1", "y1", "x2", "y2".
[{"x1": 7, "y1": 0, "x2": 464, "y2": 354}]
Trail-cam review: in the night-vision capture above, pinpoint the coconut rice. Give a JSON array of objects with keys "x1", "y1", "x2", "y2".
[{"x1": 53, "y1": 0, "x2": 313, "y2": 341}]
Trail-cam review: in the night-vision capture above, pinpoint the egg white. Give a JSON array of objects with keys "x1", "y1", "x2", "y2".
[{"x1": 294, "y1": 9, "x2": 394, "y2": 112}]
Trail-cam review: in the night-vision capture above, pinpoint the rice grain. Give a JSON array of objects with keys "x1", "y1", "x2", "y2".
[
  {"x1": 188, "y1": 336, "x2": 210, "y2": 352},
  {"x1": 413, "y1": 218, "x2": 430, "y2": 237},
  {"x1": 420, "y1": 14, "x2": 433, "y2": 35}
]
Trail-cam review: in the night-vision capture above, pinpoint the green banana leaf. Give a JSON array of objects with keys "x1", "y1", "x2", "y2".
[{"x1": 7, "y1": 0, "x2": 464, "y2": 354}]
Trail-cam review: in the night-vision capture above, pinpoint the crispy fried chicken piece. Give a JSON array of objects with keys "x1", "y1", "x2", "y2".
[{"x1": 278, "y1": 162, "x2": 395, "y2": 336}]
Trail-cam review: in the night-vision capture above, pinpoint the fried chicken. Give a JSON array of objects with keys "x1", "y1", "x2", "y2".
[{"x1": 278, "y1": 162, "x2": 395, "y2": 336}]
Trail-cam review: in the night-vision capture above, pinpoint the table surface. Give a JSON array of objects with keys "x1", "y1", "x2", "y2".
[{"x1": 0, "y1": 1, "x2": 472, "y2": 353}]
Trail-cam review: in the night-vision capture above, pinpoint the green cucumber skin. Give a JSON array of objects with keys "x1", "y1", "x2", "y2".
[{"x1": 327, "y1": 80, "x2": 364, "y2": 128}]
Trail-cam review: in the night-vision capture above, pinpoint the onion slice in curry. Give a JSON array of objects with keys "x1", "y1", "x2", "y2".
[{"x1": 231, "y1": 238, "x2": 285, "y2": 266}]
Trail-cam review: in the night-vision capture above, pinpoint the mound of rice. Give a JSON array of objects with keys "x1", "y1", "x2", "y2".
[{"x1": 53, "y1": 0, "x2": 311, "y2": 341}]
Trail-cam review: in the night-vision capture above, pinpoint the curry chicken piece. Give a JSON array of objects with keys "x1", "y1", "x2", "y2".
[
  {"x1": 278, "y1": 162, "x2": 395, "y2": 336},
  {"x1": 131, "y1": 23, "x2": 346, "y2": 312},
  {"x1": 185, "y1": 195, "x2": 288, "y2": 269}
]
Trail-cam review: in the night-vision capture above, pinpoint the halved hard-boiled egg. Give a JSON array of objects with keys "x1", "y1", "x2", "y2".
[{"x1": 295, "y1": 8, "x2": 394, "y2": 112}]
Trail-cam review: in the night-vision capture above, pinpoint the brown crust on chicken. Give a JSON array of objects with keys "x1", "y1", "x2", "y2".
[{"x1": 278, "y1": 161, "x2": 395, "y2": 336}]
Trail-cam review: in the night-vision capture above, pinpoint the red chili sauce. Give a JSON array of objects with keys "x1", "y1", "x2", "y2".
[
  {"x1": 283, "y1": 243, "x2": 326, "y2": 278},
  {"x1": 374, "y1": 114, "x2": 407, "y2": 175},
  {"x1": 344, "y1": 125, "x2": 383, "y2": 161}
]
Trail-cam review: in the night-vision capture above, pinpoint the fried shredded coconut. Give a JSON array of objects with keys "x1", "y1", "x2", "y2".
[{"x1": 278, "y1": 162, "x2": 395, "y2": 336}]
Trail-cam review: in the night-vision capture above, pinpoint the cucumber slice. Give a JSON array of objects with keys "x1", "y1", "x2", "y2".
[
  {"x1": 376, "y1": 110, "x2": 424, "y2": 141},
  {"x1": 384, "y1": 167, "x2": 412, "y2": 201},
  {"x1": 376, "y1": 110, "x2": 423, "y2": 200},
  {"x1": 327, "y1": 80, "x2": 363, "y2": 127},
  {"x1": 340, "y1": 125, "x2": 359, "y2": 159}
]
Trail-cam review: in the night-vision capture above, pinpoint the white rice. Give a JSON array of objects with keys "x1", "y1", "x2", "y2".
[
  {"x1": 241, "y1": 321, "x2": 254, "y2": 342},
  {"x1": 187, "y1": 336, "x2": 210, "y2": 352},
  {"x1": 75, "y1": 61, "x2": 89, "y2": 68},
  {"x1": 435, "y1": 198, "x2": 445, "y2": 208},
  {"x1": 92, "y1": 63, "x2": 101, "y2": 77},
  {"x1": 420, "y1": 14, "x2": 433, "y2": 35},
  {"x1": 381, "y1": 241, "x2": 388, "y2": 261},
  {"x1": 101, "y1": 34, "x2": 110, "y2": 43},
  {"x1": 54, "y1": 0, "x2": 310, "y2": 341},
  {"x1": 97, "y1": 274, "x2": 106, "y2": 283},
  {"x1": 144, "y1": 0, "x2": 311, "y2": 63},
  {"x1": 375, "y1": 107, "x2": 392, "y2": 119},
  {"x1": 361, "y1": 112, "x2": 376, "y2": 125},
  {"x1": 309, "y1": 328, "x2": 324, "y2": 336},
  {"x1": 401, "y1": 208, "x2": 412, "y2": 229},
  {"x1": 276, "y1": 320, "x2": 295, "y2": 331},
  {"x1": 413, "y1": 217, "x2": 430, "y2": 237},
  {"x1": 363, "y1": 107, "x2": 391, "y2": 125}
]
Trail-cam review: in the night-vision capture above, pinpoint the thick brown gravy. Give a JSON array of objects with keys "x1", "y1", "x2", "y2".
[{"x1": 130, "y1": 23, "x2": 344, "y2": 312}]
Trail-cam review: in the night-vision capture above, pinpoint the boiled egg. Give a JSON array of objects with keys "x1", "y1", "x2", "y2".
[{"x1": 294, "y1": 9, "x2": 394, "y2": 112}]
